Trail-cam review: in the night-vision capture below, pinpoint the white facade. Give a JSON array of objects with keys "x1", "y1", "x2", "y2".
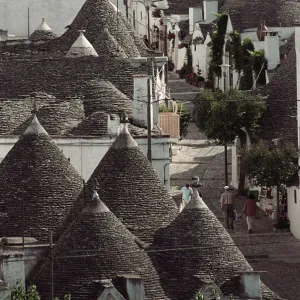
[
  {"x1": 0, "y1": 0, "x2": 85, "y2": 38},
  {"x1": 287, "y1": 187, "x2": 300, "y2": 239},
  {"x1": 288, "y1": 27, "x2": 300, "y2": 239},
  {"x1": 0, "y1": 136, "x2": 172, "y2": 189}
]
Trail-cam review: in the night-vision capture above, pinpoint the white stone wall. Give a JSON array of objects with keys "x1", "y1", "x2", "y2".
[
  {"x1": 133, "y1": 75, "x2": 153, "y2": 128},
  {"x1": 0, "y1": 0, "x2": 85, "y2": 38},
  {"x1": 241, "y1": 27, "x2": 295, "y2": 44},
  {"x1": 231, "y1": 139, "x2": 239, "y2": 189},
  {"x1": 0, "y1": 136, "x2": 172, "y2": 189},
  {"x1": 287, "y1": 187, "x2": 300, "y2": 239},
  {"x1": 0, "y1": 257, "x2": 25, "y2": 289}
]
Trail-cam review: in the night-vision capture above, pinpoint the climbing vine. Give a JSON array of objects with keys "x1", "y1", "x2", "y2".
[
  {"x1": 239, "y1": 38, "x2": 255, "y2": 90},
  {"x1": 250, "y1": 49, "x2": 268, "y2": 85},
  {"x1": 227, "y1": 30, "x2": 242, "y2": 74},
  {"x1": 208, "y1": 16, "x2": 267, "y2": 90},
  {"x1": 208, "y1": 13, "x2": 228, "y2": 81}
]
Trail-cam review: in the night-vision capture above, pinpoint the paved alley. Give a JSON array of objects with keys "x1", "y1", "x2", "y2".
[{"x1": 170, "y1": 121, "x2": 300, "y2": 300}]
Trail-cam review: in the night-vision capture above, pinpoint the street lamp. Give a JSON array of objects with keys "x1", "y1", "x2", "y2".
[{"x1": 129, "y1": 56, "x2": 168, "y2": 162}]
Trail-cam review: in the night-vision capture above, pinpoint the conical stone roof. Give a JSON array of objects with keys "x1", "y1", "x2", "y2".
[
  {"x1": 57, "y1": 0, "x2": 140, "y2": 57},
  {"x1": 82, "y1": 80, "x2": 132, "y2": 116},
  {"x1": 32, "y1": 190, "x2": 167, "y2": 300},
  {"x1": 259, "y1": 40, "x2": 297, "y2": 143},
  {"x1": 30, "y1": 18, "x2": 57, "y2": 41},
  {"x1": 93, "y1": 26, "x2": 127, "y2": 58},
  {"x1": 66, "y1": 30, "x2": 99, "y2": 58},
  {"x1": 0, "y1": 116, "x2": 84, "y2": 242},
  {"x1": 63, "y1": 125, "x2": 178, "y2": 243},
  {"x1": 221, "y1": 0, "x2": 300, "y2": 32},
  {"x1": 150, "y1": 197, "x2": 281, "y2": 299}
]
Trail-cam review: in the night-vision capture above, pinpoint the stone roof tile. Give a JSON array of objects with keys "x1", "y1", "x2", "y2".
[
  {"x1": 82, "y1": 80, "x2": 132, "y2": 116},
  {"x1": 30, "y1": 18, "x2": 57, "y2": 42},
  {"x1": 61, "y1": 125, "x2": 178, "y2": 243},
  {"x1": 94, "y1": 26, "x2": 127, "y2": 58},
  {"x1": 221, "y1": 0, "x2": 300, "y2": 32},
  {"x1": 54, "y1": 0, "x2": 140, "y2": 58},
  {"x1": 32, "y1": 190, "x2": 168, "y2": 300},
  {"x1": 150, "y1": 197, "x2": 281, "y2": 299},
  {"x1": 259, "y1": 37, "x2": 297, "y2": 143},
  {"x1": 0, "y1": 116, "x2": 84, "y2": 242},
  {"x1": 0, "y1": 56, "x2": 145, "y2": 99}
]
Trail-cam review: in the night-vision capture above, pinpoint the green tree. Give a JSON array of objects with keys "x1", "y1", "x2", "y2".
[
  {"x1": 241, "y1": 141, "x2": 298, "y2": 222},
  {"x1": 193, "y1": 89, "x2": 265, "y2": 190}
]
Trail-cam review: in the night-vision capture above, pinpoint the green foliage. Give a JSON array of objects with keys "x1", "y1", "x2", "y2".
[
  {"x1": 194, "y1": 291, "x2": 205, "y2": 300},
  {"x1": 11, "y1": 280, "x2": 40, "y2": 300},
  {"x1": 186, "y1": 44, "x2": 193, "y2": 68},
  {"x1": 239, "y1": 38, "x2": 255, "y2": 90},
  {"x1": 159, "y1": 102, "x2": 191, "y2": 137},
  {"x1": 241, "y1": 142, "x2": 298, "y2": 187},
  {"x1": 249, "y1": 49, "x2": 268, "y2": 85},
  {"x1": 193, "y1": 289, "x2": 222, "y2": 300},
  {"x1": 208, "y1": 14, "x2": 229, "y2": 80},
  {"x1": 227, "y1": 30, "x2": 242, "y2": 74},
  {"x1": 11, "y1": 280, "x2": 71, "y2": 300},
  {"x1": 177, "y1": 103, "x2": 191, "y2": 137},
  {"x1": 193, "y1": 89, "x2": 265, "y2": 145}
]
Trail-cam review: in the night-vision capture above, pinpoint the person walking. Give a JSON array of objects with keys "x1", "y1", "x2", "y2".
[
  {"x1": 241, "y1": 193, "x2": 257, "y2": 234},
  {"x1": 180, "y1": 184, "x2": 193, "y2": 212},
  {"x1": 220, "y1": 186, "x2": 235, "y2": 230}
]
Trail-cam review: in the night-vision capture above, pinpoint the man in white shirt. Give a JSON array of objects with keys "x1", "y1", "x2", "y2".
[{"x1": 180, "y1": 184, "x2": 193, "y2": 212}]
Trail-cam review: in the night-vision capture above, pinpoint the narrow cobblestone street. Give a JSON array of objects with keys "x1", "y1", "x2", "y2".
[
  {"x1": 169, "y1": 73, "x2": 300, "y2": 300},
  {"x1": 170, "y1": 123, "x2": 300, "y2": 300}
]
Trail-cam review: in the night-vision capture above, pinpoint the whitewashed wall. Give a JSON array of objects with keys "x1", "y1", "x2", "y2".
[
  {"x1": 231, "y1": 139, "x2": 239, "y2": 189},
  {"x1": 0, "y1": 136, "x2": 172, "y2": 189},
  {"x1": 0, "y1": 0, "x2": 85, "y2": 37},
  {"x1": 287, "y1": 187, "x2": 300, "y2": 239},
  {"x1": 241, "y1": 27, "x2": 295, "y2": 44}
]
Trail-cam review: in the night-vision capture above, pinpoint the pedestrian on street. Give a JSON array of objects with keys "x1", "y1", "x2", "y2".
[
  {"x1": 180, "y1": 184, "x2": 193, "y2": 212},
  {"x1": 220, "y1": 186, "x2": 235, "y2": 230},
  {"x1": 241, "y1": 193, "x2": 257, "y2": 234}
]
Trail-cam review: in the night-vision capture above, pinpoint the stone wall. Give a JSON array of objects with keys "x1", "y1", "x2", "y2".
[{"x1": 0, "y1": 56, "x2": 146, "y2": 99}]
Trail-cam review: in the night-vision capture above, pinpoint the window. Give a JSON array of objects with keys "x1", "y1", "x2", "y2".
[
  {"x1": 141, "y1": 11, "x2": 143, "y2": 20},
  {"x1": 295, "y1": 189, "x2": 297, "y2": 204}
]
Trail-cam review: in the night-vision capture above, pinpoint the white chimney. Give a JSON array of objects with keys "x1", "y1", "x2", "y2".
[
  {"x1": 239, "y1": 271, "x2": 265, "y2": 299},
  {"x1": 264, "y1": 31, "x2": 280, "y2": 70},
  {"x1": 203, "y1": 0, "x2": 218, "y2": 23},
  {"x1": 107, "y1": 114, "x2": 121, "y2": 136},
  {"x1": 189, "y1": 8, "x2": 203, "y2": 34},
  {"x1": 133, "y1": 74, "x2": 153, "y2": 129},
  {"x1": 114, "y1": 274, "x2": 145, "y2": 300}
]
